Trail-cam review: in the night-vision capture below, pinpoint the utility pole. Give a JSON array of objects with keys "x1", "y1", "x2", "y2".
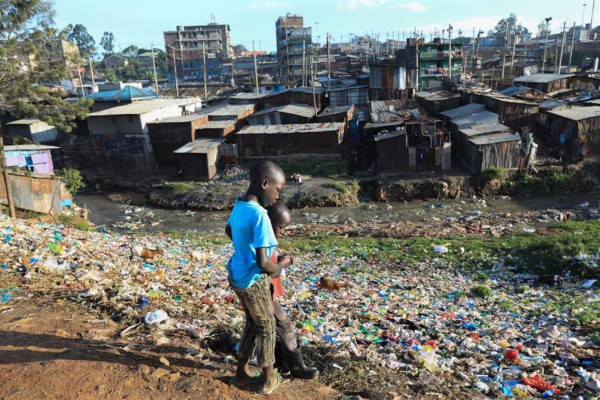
[
  {"x1": 554, "y1": 37, "x2": 560, "y2": 73},
  {"x1": 311, "y1": 58, "x2": 317, "y2": 117},
  {"x1": 202, "y1": 41, "x2": 208, "y2": 99},
  {"x1": 591, "y1": 0, "x2": 596, "y2": 40},
  {"x1": 502, "y1": 21, "x2": 510, "y2": 79},
  {"x1": 302, "y1": 39, "x2": 306, "y2": 86},
  {"x1": 448, "y1": 25, "x2": 453, "y2": 80},
  {"x1": 88, "y1": 57, "x2": 95, "y2": 90},
  {"x1": 77, "y1": 67, "x2": 85, "y2": 97},
  {"x1": 0, "y1": 125, "x2": 16, "y2": 218},
  {"x1": 511, "y1": 34, "x2": 517, "y2": 75},
  {"x1": 178, "y1": 29, "x2": 185, "y2": 82},
  {"x1": 252, "y1": 41, "x2": 259, "y2": 93},
  {"x1": 569, "y1": 22, "x2": 576, "y2": 70},
  {"x1": 326, "y1": 33, "x2": 331, "y2": 86},
  {"x1": 151, "y1": 45, "x2": 159, "y2": 94},
  {"x1": 542, "y1": 17, "x2": 552, "y2": 74},
  {"x1": 559, "y1": 22, "x2": 566, "y2": 73},
  {"x1": 172, "y1": 48, "x2": 180, "y2": 97}
]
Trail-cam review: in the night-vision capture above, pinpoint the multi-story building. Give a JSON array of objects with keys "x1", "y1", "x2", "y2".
[
  {"x1": 163, "y1": 18, "x2": 233, "y2": 81},
  {"x1": 276, "y1": 14, "x2": 312, "y2": 84}
]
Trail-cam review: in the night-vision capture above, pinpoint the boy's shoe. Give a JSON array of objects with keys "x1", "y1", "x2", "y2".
[
  {"x1": 285, "y1": 348, "x2": 319, "y2": 379},
  {"x1": 257, "y1": 371, "x2": 282, "y2": 395}
]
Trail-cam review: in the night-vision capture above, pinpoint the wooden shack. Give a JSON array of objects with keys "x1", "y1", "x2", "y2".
[
  {"x1": 513, "y1": 74, "x2": 574, "y2": 94},
  {"x1": 147, "y1": 114, "x2": 209, "y2": 169},
  {"x1": 196, "y1": 120, "x2": 240, "y2": 138},
  {"x1": 237, "y1": 123, "x2": 345, "y2": 158},
  {"x1": 207, "y1": 104, "x2": 256, "y2": 121},
  {"x1": 415, "y1": 91, "x2": 462, "y2": 118},
  {"x1": 374, "y1": 130, "x2": 409, "y2": 173},
  {"x1": 543, "y1": 105, "x2": 600, "y2": 161},
  {"x1": 246, "y1": 104, "x2": 315, "y2": 126},
  {"x1": 173, "y1": 138, "x2": 224, "y2": 180}
]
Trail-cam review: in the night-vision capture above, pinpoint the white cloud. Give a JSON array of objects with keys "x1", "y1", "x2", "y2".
[
  {"x1": 250, "y1": 1, "x2": 291, "y2": 9},
  {"x1": 337, "y1": 0, "x2": 387, "y2": 12},
  {"x1": 393, "y1": 1, "x2": 427, "y2": 13}
]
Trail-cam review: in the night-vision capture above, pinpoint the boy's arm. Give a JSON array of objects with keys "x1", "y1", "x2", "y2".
[
  {"x1": 256, "y1": 247, "x2": 283, "y2": 277},
  {"x1": 225, "y1": 224, "x2": 232, "y2": 240}
]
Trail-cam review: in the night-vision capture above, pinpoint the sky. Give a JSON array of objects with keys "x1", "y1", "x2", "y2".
[{"x1": 53, "y1": 0, "x2": 597, "y2": 52}]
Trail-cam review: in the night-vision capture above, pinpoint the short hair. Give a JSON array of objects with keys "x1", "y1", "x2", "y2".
[
  {"x1": 267, "y1": 201, "x2": 291, "y2": 227},
  {"x1": 249, "y1": 161, "x2": 284, "y2": 186}
]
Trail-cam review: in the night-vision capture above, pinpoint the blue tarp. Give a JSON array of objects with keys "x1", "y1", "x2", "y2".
[{"x1": 88, "y1": 86, "x2": 158, "y2": 102}]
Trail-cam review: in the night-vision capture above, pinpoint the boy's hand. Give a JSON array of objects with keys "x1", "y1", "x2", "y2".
[{"x1": 278, "y1": 254, "x2": 293, "y2": 267}]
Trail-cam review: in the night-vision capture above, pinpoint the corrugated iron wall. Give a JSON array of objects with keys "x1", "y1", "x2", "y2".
[{"x1": 0, "y1": 173, "x2": 62, "y2": 214}]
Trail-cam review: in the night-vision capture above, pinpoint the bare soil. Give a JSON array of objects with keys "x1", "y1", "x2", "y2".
[{"x1": 0, "y1": 300, "x2": 338, "y2": 400}]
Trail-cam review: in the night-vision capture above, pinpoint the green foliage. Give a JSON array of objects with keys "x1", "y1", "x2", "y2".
[
  {"x1": 56, "y1": 168, "x2": 85, "y2": 194},
  {"x1": 324, "y1": 181, "x2": 350, "y2": 193},
  {"x1": 471, "y1": 285, "x2": 494, "y2": 298},
  {"x1": 160, "y1": 182, "x2": 195, "y2": 194},
  {"x1": 105, "y1": 68, "x2": 119, "y2": 82},
  {"x1": 481, "y1": 167, "x2": 504, "y2": 181},
  {"x1": 67, "y1": 23, "x2": 96, "y2": 57},
  {"x1": 57, "y1": 214, "x2": 90, "y2": 231},
  {"x1": 515, "y1": 284, "x2": 530, "y2": 294},
  {"x1": 0, "y1": 1, "x2": 90, "y2": 132},
  {"x1": 100, "y1": 32, "x2": 115, "y2": 56},
  {"x1": 498, "y1": 300, "x2": 517, "y2": 312},
  {"x1": 488, "y1": 13, "x2": 530, "y2": 44},
  {"x1": 472, "y1": 272, "x2": 489, "y2": 282}
]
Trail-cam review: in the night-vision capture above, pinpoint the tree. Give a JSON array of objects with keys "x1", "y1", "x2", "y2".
[
  {"x1": 489, "y1": 14, "x2": 530, "y2": 45},
  {"x1": 123, "y1": 45, "x2": 138, "y2": 57},
  {"x1": 155, "y1": 51, "x2": 167, "y2": 77},
  {"x1": 0, "y1": 0, "x2": 91, "y2": 216},
  {"x1": 1, "y1": 2, "x2": 90, "y2": 129},
  {"x1": 536, "y1": 19, "x2": 552, "y2": 39},
  {"x1": 100, "y1": 31, "x2": 115, "y2": 56},
  {"x1": 67, "y1": 23, "x2": 96, "y2": 57}
]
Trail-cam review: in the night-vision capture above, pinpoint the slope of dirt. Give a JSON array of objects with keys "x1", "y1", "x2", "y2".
[{"x1": 0, "y1": 300, "x2": 338, "y2": 400}]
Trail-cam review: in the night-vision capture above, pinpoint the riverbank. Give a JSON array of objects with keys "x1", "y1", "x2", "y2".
[
  {"x1": 1, "y1": 206, "x2": 599, "y2": 398},
  {"x1": 82, "y1": 160, "x2": 600, "y2": 212}
]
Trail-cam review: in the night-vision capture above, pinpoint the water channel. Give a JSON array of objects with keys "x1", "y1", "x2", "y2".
[{"x1": 75, "y1": 192, "x2": 600, "y2": 234}]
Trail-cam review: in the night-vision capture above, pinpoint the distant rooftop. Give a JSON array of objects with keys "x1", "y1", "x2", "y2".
[
  {"x1": 416, "y1": 90, "x2": 461, "y2": 102},
  {"x1": 148, "y1": 113, "x2": 209, "y2": 124},
  {"x1": 469, "y1": 132, "x2": 521, "y2": 145},
  {"x1": 238, "y1": 122, "x2": 344, "y2": 135},
  {"x1": 251, "y1": 104, "x2": 315, "y2": 119},
  {"x1": 547, "y1": 105, "x2": 600, "y2": 121},
  {"x1": 513, "y1": 74, "x2": 574, "y2": 84},
  {"x1": 197, "y1": 120, "x2": 238, "y2": 129},
  {"x1": 6, "y1": 118, "x2": 47, "y2": 126},
  {"x1": 88, "y1": 98, "x2": 201, "y2": 117},
  {"x1": 4, "y1": 144, "x2": 59, "y2": 151},
  {"x1": 440, "y1": 103, "x2": 486, "y2": 120},
  {"x1": 88, "y1": 86, "x2": 158, "y2": 102}
]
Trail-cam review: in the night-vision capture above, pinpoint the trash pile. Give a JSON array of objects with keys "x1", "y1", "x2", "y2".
[{"x1": 1, "y1": 213, "x2": 599, "y2": 397}]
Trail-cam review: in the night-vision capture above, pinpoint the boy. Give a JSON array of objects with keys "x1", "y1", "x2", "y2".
[
  {"x1": 267, "y1": 201, "x2": 319, "y2": 379},
  {"x1": 225, "y1": 161, "x2": 286, "y2": 395}
]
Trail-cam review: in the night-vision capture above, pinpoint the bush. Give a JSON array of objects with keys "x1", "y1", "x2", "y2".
[
  {"x1": 56, "y1": 168, "x2": 85, "y2": 194},
  {"x1": 470, "y1": 285, "x2": 493, "y2": 298}
]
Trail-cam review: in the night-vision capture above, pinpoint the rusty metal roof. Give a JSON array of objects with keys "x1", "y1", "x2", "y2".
[
  {"x1": 174, "y1": 138, "x2": 224, "y2": 154},
  {"x1": 238, "y1": 122, "x2": 344, "y2": 135}
]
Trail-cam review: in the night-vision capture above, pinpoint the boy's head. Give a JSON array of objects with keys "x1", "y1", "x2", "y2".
[
  {"x1": 267, "y1": 201, "x2": 291, "y2": 237},
  {"x1": 248, "y1": 161, "x2": 286, "y2": 207}
]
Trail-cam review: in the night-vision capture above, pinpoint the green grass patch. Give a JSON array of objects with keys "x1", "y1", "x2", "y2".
[
  {"x1": 471, "y1": 285, "x2": 493, "y2": 298},
  {"x1": 57, "y1": 215, "x2": 90, "y2": 231},
  {"x1": 159, "y1": 182, "x2": 195, "y2": 194}
]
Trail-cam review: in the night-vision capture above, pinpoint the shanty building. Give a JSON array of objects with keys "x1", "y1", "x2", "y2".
[
  {"x1": 4, "y1": 144, "x2": 59, "y2": 175},
  {"x1": 542, "y1": 105, "x2": 600, "y2": 161},
  {"x1": 173, "y1": 138, "x2": 224, "y2": 180},
  {"x1": 207, "y1": 104, "x2": 255, "y2": 121},
  {"x1": 87, "y1": 98, "x2": 202, "y2": 172},
  {"x1": 316, "y1": 105, "x2": 355, "y2": 123},
  {"x1": 147, "y1": 113, "x2": 210, "y2": 169},
  {"x1": 246, "y1": 104, "x2": 315, "y2": 125},
  {"x1": 237, "y1": 122, "x2": 345, "y2": 158},
  {"x1": 373, "y1": 118, "x2": 451, "y2": 173},
  {"x1": 195, "y1": 120, "x2": 240, "y2": 138},
  {"x1": 513, "y1": 74, "x2": 574, "y2": 94},
  {"x1": 4, "y1": 119, "x2": 58, "y2": 144},
  {"x1": 415, "y1": 91, "x2": 461, "y2": 118},
  {"x1": 441, "y1": 104, "x2": 527, "y2": 174}
]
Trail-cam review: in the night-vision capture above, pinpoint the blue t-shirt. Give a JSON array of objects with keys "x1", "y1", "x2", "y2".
[{"x1": 226, "y1": 200, "x2": 278, "y2": 289}]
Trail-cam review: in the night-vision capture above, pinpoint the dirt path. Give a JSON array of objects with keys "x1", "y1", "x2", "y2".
[{"x1": 0, "y1": 300, "x2": 338, "y2": 400}]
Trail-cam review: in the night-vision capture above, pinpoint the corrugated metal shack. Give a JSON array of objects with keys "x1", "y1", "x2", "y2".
[
  {"x1": 196, "y1": 120, "x2": 240, "y2": 138},
  {"x1": 460, "y1": 92, "x2": 540, "y2": 134},
  {"x1": 173, "y1": 138, "x2": 224, "y2": 180},
  {"x1": 228, "y1": 92, "x2": 269, "y2": 105},
  {"x1": 328, "y1": 86, "x2": 369, "y2": 107},
  {"x1": 0, "y1": 171, "x2": 67, "y2": 214},
  {"x1": 147, "y1": 114, "x2": 210, "y2": 169},
  {"x1": 370, "y1": 99, "x2": 422, "y2": 123},
  {"x1": 415, "y1": 91, "x2": 461, "y2": 118},
  {"x1": 237, "y1": 122, "x2": 345, "y2": 158},
  {"x1": 513, "y1": 74, "x2": 574, "y2": 94},
  {"x1": 258, "y1": 87, "x2": 325, "y2": 110},
  {"x1": 369, "y1": 63, "x2": 411, "y2": 100},
  {"x1": 246, "y1": 104, "x2": 315, "y2": 126},
  {"x1": 374, "y1": 130, "x2": 409, "y2": 173},
  {"x1": 441, "y1": 104, "x2": 526, "y2": 174},
  {"x1": 543, "y1": 105, "x2": 600, "y2": 160},
  {"x1": 207, "y1": 104, "x2": 256, "y2": 121},
  {"x1": 316, "y1": 105, "x2": 354, "y2": 123}
]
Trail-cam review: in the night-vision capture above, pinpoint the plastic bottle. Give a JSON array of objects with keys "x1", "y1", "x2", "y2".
[{"x1": 0, "y1": 293, "x2": 12, "y2": 303}]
